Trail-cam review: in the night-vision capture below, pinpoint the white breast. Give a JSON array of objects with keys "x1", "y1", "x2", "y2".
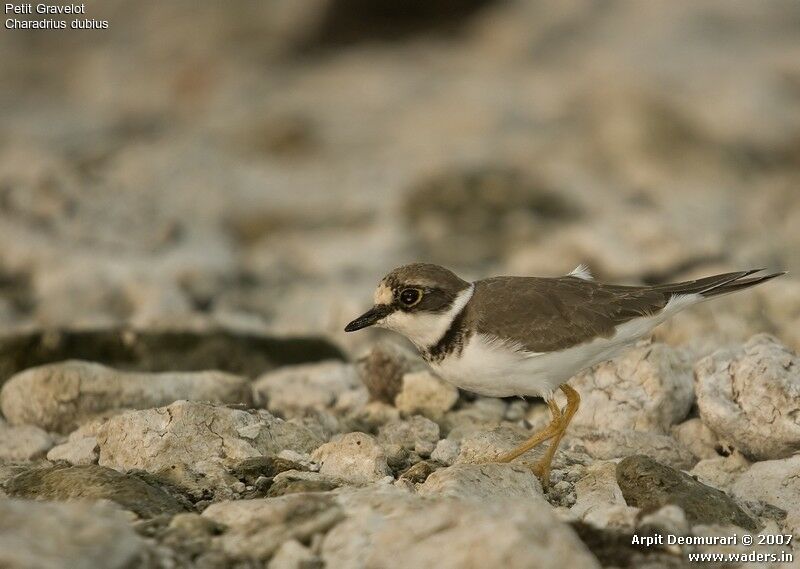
[{"x1": 430, "y1": 293, "x2": 700, "y2": 399}]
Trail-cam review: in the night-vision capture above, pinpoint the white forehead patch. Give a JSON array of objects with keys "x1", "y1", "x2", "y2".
[{"x1": 374, "y1": 283, "x2": 393, "y2": 305}]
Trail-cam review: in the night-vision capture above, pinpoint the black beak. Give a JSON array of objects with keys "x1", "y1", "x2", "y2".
[{"x1": 344, "y1": 305, "x2": 392, "y2": 332}]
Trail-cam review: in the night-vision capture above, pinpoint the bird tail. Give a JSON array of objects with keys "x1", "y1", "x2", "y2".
[{"x1": 653, "y1": 269, "x2": 786, "y2": 299}]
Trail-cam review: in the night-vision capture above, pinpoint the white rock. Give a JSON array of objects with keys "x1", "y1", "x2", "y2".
[
  {"x1": 252, "y1": 360, "x2": 363, "y2": 416},
  {"x1": 568, "y1": 343, "x2": 693, "y2": 434},
  {"x1": 0, "y1": 422, "x2": 54, "y2": 461},
  {"x1": 689, "y1": 452, "x2": 751, "y2": 490},
  {"x1": 96, "y1": 401, "x2": 322, "y2": 489},
  {"x1": 418, "y1": 463, "x2": 544, "y2": 502},
  {"x1": 454, "y1": 426, "x2": 528, "y2": 463},
  {"x1": 0, "y1": 499, "x2": 150, "y2": 569},
  {"x1": 431, "y1": 439, "x2": 460, "y2": 465},
  {"x1": 311, "y1": 432, "x2": 391, "y2": 484},
  {"x1": 694, "y1": 334, "x2": 800, "y2": 460},
  {"x1": 638, "y1": 505, "x2": 690, "y2": 536},
  {"x1": 571, "y1": 461, "x2": 638, "y2": 529},
  {"x1": 394, "y1": 370, "x2": 459, "y2": 418},
  {"x1": 730, "y1": 455, "x2": 800, "y2": 534},
  {"x1": 322, "y1": 486, "x2": 600, "y2": 569},
  {"x1": 0, "y1": 360, "x2": 252, "y2": 433},
  {"x1": 671, "y1": 418, "x2": 722, "y2": 460},
  {"x1": 47, "y1": 436, "x2": 99, "y2": 465}
]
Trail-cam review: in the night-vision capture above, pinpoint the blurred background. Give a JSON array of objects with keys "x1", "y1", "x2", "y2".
[{"x1": 1, "y1": 0, "x2": 799, "y2": 357}]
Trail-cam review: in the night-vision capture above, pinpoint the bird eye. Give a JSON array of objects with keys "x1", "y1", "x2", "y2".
[{"x1": 399, "y1": 288, "x2": 422, "y2": 307}]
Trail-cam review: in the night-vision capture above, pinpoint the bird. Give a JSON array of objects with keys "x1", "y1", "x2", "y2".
[{"x1": 344, "y1": 263, "x2": 785, "y2": 485}]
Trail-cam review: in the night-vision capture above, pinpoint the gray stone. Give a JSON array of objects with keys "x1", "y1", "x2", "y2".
[
  {"x1": 616, "y1": 455, "x2": 757, "y2": 531},
  {"x1": 268, "y1": 470, "x2": 342, "y2": 497},
  {"x1": 565, "y1": 426, "x2": 696, "y2": 470},
  {"x1": 4, "y1": 463, "x2": 187, "y2": 518},
  {"x1": 0, "y1": 360, "x2": 252, "y2": 433},
  {"x1": 430, "y1": 438, "x2": 460, "y2": 465},
  {"x1": 571, "y1": 461, "x2": 638, "y2": 529},
  {"x1": 0, "y1": 499, "x2": 152, "y2": 569},
  {"x1": 377, "y1": 415, "x2": 440, "y2": 457},
  {"x1": 694, "y1": 335, "x2": 800, "y2": 460},
  {"x1": 311, "y1": 432, "x2": 391, "y2": 484}
]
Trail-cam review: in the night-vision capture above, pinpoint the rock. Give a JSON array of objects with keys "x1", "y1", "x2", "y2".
[
  {"x1": 671, "y1": 418, "x2": 723, "y2": 460},
  {"x1": 357, "y1": 341, "x2": 426, "y2": 404},
  {"x1": 96, "y1": 401, "x2": 322, "y2": 492},
  {"x1": 268, "y1": 470, "x2": 343, "y2": 497},
  {"x1": 228, "y1": 455, "x2": 307, "y2": 485},
  {"x1": 46, "y1": 435, "x2": 99, "y2": 465},
  {"x1": 0, "y1": 360, "x2": 252, "y2": 433},
  {"x1": 571, "y1": 461, "x2": 638, "y2": 530},
  {"x1": 322, "y1": 487, "x2": 599, "y2": 569},
  {"x1": 0, "y1": 327, "x2": 346, "y2": 390},
  {"x1": 4, "y1": 463, "x2": 187, "y2": 518},
  {"x1": 394, "y1": 370, "x2": 459, "y2": 419},
  {"x1": 253, "y1": 360, "x2": 363, "y2": 416},
  {"x1": 565, "y1": 426, "x2": 696, "y2": 470},
  {"x1": 431, "y1": 438, "x2": 460, "y2": 465},
  {"x1": 637, "y1": 505, "x2": 690, "y2": 537},
  {"x1": 418, "y1": 463, "x2": 544, "y2": 502},
  {"x1": 311, "y1": 432, "x2": 391, "y2": 484},
  {"x1": 0, "y1": 422, "x2": 53, "y2": 461},
  {"x1": 694, "y1": 335, "x2": 800, "y2": 460},
  {"x1": 202, "y1": 493, "x2": 344, "y2": 561},
  {"x1": 0, "y1": 499, "x2": 152, "y2": 569},
  {"x1": 568, "y1": 344, "x2": 693, "y2": 433},
  {"x1": 689, "y1": 452, "x2": 751, "y2": 490},
  {"x1": 454, "y1": 425, "x2": 527, "y2": 463},
  {"x1": 616, "y1": 455, "x2": 757, "y2": 531},
  {"x1": 377, "y1": 415, "x2": 440, "y2": 457},
  {"x1": 399, "y1": 460, "x2": 437, "y2": 483},
  {"x1": 268, "y1": 540, "x2": 321, "y2": 569},
  {"x1": 730, "y1": 455, "x2": 800, "y2": 534}
]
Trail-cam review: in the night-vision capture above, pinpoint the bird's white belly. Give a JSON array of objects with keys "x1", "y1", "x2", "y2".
[{"x1": 429, "y1": 297, "x2": 698, "y2": 399}]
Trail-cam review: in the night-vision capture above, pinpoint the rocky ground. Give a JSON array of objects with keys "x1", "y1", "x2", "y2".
[{"x1": 2, "y1": 1, "x2": 800, "y2": 568}]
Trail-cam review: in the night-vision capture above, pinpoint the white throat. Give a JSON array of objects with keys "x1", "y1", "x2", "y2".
[{"x1": 379, "y1": 284, "x2": 474, "y2": 350}]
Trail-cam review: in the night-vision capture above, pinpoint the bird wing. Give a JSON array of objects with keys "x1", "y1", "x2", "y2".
[{"x1": 470, "y1": 276, "x2": 670, "y2": 353}]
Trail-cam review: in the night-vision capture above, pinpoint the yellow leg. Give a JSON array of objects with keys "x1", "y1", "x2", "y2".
[
  {"x1": 496, "y1": 398, "x2": 563, "y2": 463},
  {"x1": 531, "y1": 384, "x2": 581, "y2": 486}
]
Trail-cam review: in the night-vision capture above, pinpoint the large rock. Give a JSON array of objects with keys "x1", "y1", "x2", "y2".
[
  {"x1": 616, "y1": 455, "x2": 757, "y2": 531},
  {"x1": 0, "y1": 360, "x2": 252, "y2": 433},
  {"x1": 0, "y1": 421, "x2": 54, "y2": 461},
  {"x1": 311, "y1": 432, "x2": 391, "y2": 484},
  {"x1": 97, "y1": 401, "x2": 322, "y2": 488},
  {"x1": 568, "y1": 344, "x2": 693, "y2": 433},
  {"x1": 730, "y1": 455, "x2": 800, "y2": 534},
  {"x1": 202, "y1": 493, "x2": 344, "y2": 561},
  {"x1": 4, "y1": 463, "x2": 187, "y2": 518},
  {"x1": 0, "y1": 499, "x2": 152, "y2": 569},
  {"x1": 377, "y1": 415, "x2": 440, "y2": 458},
  {"x1": 418, "y1": 463, "x2": 543, "y2": 502},
  {"x1": 253, "y1": 360, "x2": 363, "y2": 417},
  {"x1": 694, "y1": 334, "x2": 800, "y2": 460},
  {"x1": 322, "y1": 486, "x2": 600, "y2": 569}
]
